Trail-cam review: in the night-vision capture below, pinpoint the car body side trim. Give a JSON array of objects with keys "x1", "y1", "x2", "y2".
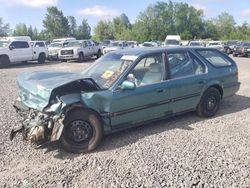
[{"x1": 105, "y1": 92, "x2": 201, "y2": 117}]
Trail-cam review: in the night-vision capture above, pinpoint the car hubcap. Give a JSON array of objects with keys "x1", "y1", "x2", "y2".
[
  {"x1": 70, "y1": 120, "x2": 93, "y2": 143},
  {"x1": 207, "y1": 96, "x2": 216, "y2": 110}
]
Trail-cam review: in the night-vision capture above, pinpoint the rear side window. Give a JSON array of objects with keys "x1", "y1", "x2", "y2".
[
  {"x1": 167, "y1": 51, "x2": 196, "y2": 79},
  {"x1": 11, "y1": 41, "x2": 29, "y2": 49},
  {"x1": 196, "y1": 49, "x2": 232, "y2": 67}
]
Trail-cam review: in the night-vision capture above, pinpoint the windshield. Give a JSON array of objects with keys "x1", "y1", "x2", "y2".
[
  {"x1": 189, "y1": 42, "x2": 203, "y2": 46},
  {"x1": 165, "y1": 40, "x2": 180, "y2": 45},
  {"x1": 0, "y1": 41, "x2": 9, "y2": 48},
  {"x1": 209, "y1": 42, "x2": 221, "y2": 46},
  {"x1": 109, "y1": 42, "x2": 122, "y2": 47},
  {"x1": 82, "y1": 53, "x2": 134, "y2": 89},
  {"x1": 64, "y1": 41, "x2": 80, "y2": 47},
  {"x1": 242, "y1": 42, "x2": 250, "y2": 47},
  {"x1": 49, "y1": 43, "x2": 63, "y2": 48},
  {"x1": 143, "y1": 43, "x2": 154, "y2": 47},
  {"x1": 227, "y1": 41, "x2": 238, "y2": 45}
]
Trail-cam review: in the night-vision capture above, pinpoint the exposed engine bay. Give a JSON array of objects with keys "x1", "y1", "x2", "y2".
[{"x1": 10, "y1": 78, "x2": 102, "y2": 144}]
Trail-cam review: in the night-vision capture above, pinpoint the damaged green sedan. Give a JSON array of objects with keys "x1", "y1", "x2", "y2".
[{"x1": 11, "y1": 47, "x2": 240, "y2": 153}]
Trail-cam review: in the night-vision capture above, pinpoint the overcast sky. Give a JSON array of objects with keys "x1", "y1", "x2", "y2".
[{"x1": 0, "y1": 0, "x2": 249, "y2": 31}]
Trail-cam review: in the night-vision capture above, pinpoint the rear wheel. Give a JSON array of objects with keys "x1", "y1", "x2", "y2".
[
  {"x1": 96, "y1": 49, "x2": 102, "y2": 59},
  {"x1": 0, "y1": 55, "x2": 10, "y2": 68},
  {"x1": 38, "y1": 53, "x2": 46, "y2": 64},
  {"x1": 60, "y1": 109, "x2": 103, "y2": 153},
  {"x1": 78, "y1": 52, "x2": 84, "y2": 62},
  {"x1": 197, "y1": 87, "x2": 221, "y2": 118}
]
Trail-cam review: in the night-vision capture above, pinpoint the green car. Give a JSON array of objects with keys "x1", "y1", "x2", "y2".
[{"x1": 11, "y1": 47, "x2": 240, "y2": 153}]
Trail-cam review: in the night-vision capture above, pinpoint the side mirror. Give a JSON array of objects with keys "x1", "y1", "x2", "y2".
[
  {"x1": 9, "y1": 45, "x2": 14, "y2": 50},
  {"x1": 120, "y1": 80, "x2": 136, "y2": 90}
]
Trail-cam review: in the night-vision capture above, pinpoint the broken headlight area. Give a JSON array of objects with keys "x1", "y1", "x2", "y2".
[{"x1": 11, "y1": 100, "x2": 64, "y2": 144}]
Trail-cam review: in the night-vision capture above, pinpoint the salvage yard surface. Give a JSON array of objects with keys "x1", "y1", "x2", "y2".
[{"x1": 0, "y1": 57, "x2": 250, "y2": 187}]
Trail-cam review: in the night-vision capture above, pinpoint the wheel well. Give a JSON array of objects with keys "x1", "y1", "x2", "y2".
[
  {"x1": 79, "y1": 52, "x2": 83, "y2": 55},
  {"x1": 0, "y1": 54, "x2": 9, "y2": 59},
  {"x1": 39, "y1": 52, "x2": 45, "y2": 57},
  {"x1": 210, "y1": 85, "x2": 223, "y2": 98},
  {"x1": 63, "y1": 103, "x2": 102, "y2": 122}
]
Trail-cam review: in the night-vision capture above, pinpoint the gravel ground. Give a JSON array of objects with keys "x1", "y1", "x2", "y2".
[{"x1": 0, "y1": 56, "x2": 250, "y2": 188}]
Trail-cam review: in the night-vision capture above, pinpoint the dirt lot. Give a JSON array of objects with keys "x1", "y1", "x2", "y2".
[{"x1": 0, "y1": 56, "x2": 250, "y2": 187}]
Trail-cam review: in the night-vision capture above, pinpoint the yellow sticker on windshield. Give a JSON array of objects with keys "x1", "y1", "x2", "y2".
[{"x1": 101, "y1": 70, "x2": 114, "y2": 79}]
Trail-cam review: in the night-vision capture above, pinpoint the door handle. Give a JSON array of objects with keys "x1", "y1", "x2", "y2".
[
  {"x1": 157, "y1": 89, "x2": 164, "y2": 93},
  {"x1": 198, "y1": 80, "x2": 205, "y2": 84}
]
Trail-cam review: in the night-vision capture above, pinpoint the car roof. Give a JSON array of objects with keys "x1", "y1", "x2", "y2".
[{"x1": 113, "y1": 47, "x2": 207, "y2": 56}]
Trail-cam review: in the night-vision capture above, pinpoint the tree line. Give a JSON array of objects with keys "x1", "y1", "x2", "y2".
[{"x1": 0, "y1": 1, "x2": 249, "y2": 42}]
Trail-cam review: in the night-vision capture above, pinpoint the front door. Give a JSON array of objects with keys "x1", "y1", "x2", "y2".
[{"x1": 109, "y1": 53, "x2": 171, "y2": 128}]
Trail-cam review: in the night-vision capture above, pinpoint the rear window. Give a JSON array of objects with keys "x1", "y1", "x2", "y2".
[{"x1": 196, "y1": 49, "x2": 232, "y2": 67}]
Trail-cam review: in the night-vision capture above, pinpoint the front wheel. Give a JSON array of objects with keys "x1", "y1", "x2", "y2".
[
  {"x1": 0, "y1": 55, "x2": 10, "y2": 68},
  {"x1": 78, "y1": 52, "x2": 84, "y2": 62},
  {"x1": 96, "y1": 50, "x2": 102, "y2": 59},
  {"x1": 60, "y1": 109, "x2": 103, "y2": 153},
  {"x1": 38, "y1": 53, "x2": 46, "y2": 64},
  {"x1": 197, "y1": 87, "x2": 221, "y2": 118}
]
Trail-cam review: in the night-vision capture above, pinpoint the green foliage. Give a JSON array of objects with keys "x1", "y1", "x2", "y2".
[
  {"x1": 68, "y1": 16, "x2": 77, "y2": 36},
  {"x1": 1, "y1": 2, "x2": 250, "y2": 42},
  {"x1": 13, "y1": 23, "x2": 28, "y2": 36},
  {"x1": 0, "y1": 18, "x2": 9, "y2": 37},
  {"x1": 92, "y1": 20, "x2": 114, "y2": 41},
  {"x1": 43, "y1": 6, "x2": 70, "y2": 40},
  {"x1": 215, "y1": 12, "x2": 236, "y2": 39},
  {"x1": 75, "y1": 19, "x2": 91, "y2": 40}
]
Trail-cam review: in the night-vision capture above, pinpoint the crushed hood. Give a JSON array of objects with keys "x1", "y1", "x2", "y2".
[{"x1": 17, "y1": 71, "x2": 83, "y2": 111}]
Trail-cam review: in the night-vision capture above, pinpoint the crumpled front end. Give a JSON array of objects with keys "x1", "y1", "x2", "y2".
[{"x1": 11, "y1": 100, "x2": 65, "y2": 144}]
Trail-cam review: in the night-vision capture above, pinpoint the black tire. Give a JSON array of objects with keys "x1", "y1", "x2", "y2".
[
  {"x1": 233, "y1": 52, "x2": 238, "y2": 57},
  {"x1": 38, "y1": 53, "x2": 46, "y2": 64},
  {"x1": 78, "y1": 52, "x2": 84, "y2": 62},
  {"x1": 0, "y1": 55, "x2": 10, "y2": 68},
  {"x1": 197, "y1": 87, "x2": 221, "y2": 118},
  {"x1": 60, "y1": 109, "x2": 103, "y2": 153},
  {"x1": 96, "y1": 49, "x2": 102, "y2": 59}
]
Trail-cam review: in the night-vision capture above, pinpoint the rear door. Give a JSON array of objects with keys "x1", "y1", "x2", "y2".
[{"x1": 166, "y1": 49, "x2": 207, "y2": 113}]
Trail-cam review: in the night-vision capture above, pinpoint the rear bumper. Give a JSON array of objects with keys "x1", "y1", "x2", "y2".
[{"x1": 223, "y1": 82, "x2": 241, "y2": 98}]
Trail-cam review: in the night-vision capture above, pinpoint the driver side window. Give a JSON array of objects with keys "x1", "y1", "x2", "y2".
[{"x1": 128, "y1": 54, "x2": 163, "y2": 86}]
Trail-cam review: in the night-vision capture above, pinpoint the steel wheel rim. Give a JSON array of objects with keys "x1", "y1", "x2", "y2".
[{"x1": 69, "y1": 120, "x2": 93, "y2": 143}]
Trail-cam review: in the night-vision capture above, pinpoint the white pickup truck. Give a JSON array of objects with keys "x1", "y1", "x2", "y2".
[
  {"x1": 59, "y1": 40, "x2": 102, "y2": 62},
  {"x1": 0, "y1": 38, "x2": 48, "y2": 68}
]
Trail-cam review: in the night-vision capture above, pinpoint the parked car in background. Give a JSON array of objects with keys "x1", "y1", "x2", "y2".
[
  {"x1": 52, "y1": 37, "x2": 76, "y2": 43},
  {"x1": 187, "y1": 41, "x2": 204, "y2": 47},
  {"x1": 127, "y1": 41, "x2": 138, "y2": 48},
  {"x1": 29, "y1": 41, "x2": 48, "y2": 58},
  {"x1": 223, "y1": 40, "x2": 238, "y2": 54},
  {"x1": 102, "y1": 41, "x2": 128, "y2": 54},
  {"x1": 164, "y1": 35, "x2": 182, "y2": 46},
  {"x1": 139, "y1": 41, "x2": 159, "y2": 47},
  {"x1": 207, "y1": 41, "x2": 224, "y2": 51},
  {"x1": 47, "y1": 41, "x2": 69, "y2": 60},
  {"x1": 11, "y1": 47, "x2": 240, "y2": 153},
  {"x1": 0, "y1": 38, "x2": 47, "y2": 68},
  {"x1": 59, "y1": 40, "x2": 102, "y2": 62},
  {"x1": 233, "y1": 41, "x2": 250, "y2": 57}
]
